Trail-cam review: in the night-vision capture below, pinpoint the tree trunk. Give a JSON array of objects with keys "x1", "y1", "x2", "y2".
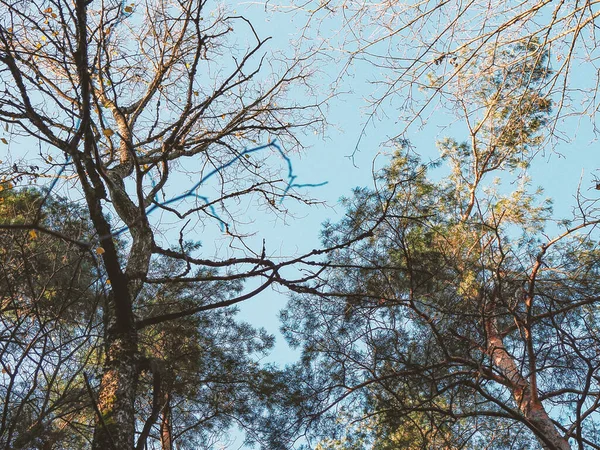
[
  {"x1": 160, "y1": 392, "x2": 173, "y2": 450},
  {"x1": 485, "y1": 323, "x2": 570, "y2": 450},
  {"x1": 92, "y1": 327, "x2": 138, "y2": 450}
]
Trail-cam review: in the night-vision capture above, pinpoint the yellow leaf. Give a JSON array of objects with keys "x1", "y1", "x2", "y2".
[
  {"x1": 0, "y1": 138, "x2": 7, "y2": 145},
  {"x1": 96, "y1": 247, "x2": 105, "y2": 255},
  {"x1": 29, "y1": 230, "x2": 38, "y2": 240},
  {"x1": 124, "y1": 5, "x2": 133, "y2": 12},
  {"x1": 221, "y1": 114, "x2": 226, "y2": 119},
  {"x1": 44, "y1": 7, "x2": 52, "y2": 13},
  {"x1": 103, "y1": 129, "x2": 114, "y2": 138},
  {"x1": 106, "y1": 279, "x2": 111, "y2": 285}
]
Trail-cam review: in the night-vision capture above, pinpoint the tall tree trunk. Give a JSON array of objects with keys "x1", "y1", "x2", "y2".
[
  {"x1": 485, "y1": 320, "x2": 570, "y2": 450},
  {"x1": 160, "y1": 392, "x2": 173, "y2": 450},
  {"x1": 71, "y1": 0, "x2": 142, "y2": 443},
  {"x1": 86, "y1": 176, "x2": 152, "y2": 449},
  {"x1": 92, "y1": 316, "x2": 138, "y2": 450}
]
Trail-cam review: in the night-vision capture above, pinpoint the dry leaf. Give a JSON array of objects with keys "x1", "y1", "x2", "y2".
[
  {"x1": 103, "y1": 129, "x2": 114, "y2": 138},
  {"x1": 29, "y1": 230, "x2": 38, "y2": 240},
  {"x1": 96, "y1": 247, "x2": 105, "y2": 255},
  {"x1": 1, "y1": 138, "x2": 7, "y2": 145}
]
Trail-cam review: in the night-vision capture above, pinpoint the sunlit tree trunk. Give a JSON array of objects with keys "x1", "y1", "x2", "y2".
[
  {"x1": 485, "y1": 317, "x2": 570, "y2": 450},
  {"x1": 160, "y1": 392, "x2": 173, "y2": 450}
]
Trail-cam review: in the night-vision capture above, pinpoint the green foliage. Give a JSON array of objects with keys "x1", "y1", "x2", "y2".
[
  {"x1": 0, "y1": 190, "x2": 287, "y2": 449},
  {"x1": 439, "y1": 39, "x2": 552, "y2": 222},
  {"x1": 281, "y1": 40, "x2": 600, "y2": 449},
  {"x1": 0, "y1": 188, "x2": 100, "y2": 449},
  {"x1": 135, "y1": 264, "x2": 279, "y2": 449},
  {"x1": 0, "y1": 188, "x2": 101, "y2": 318}
]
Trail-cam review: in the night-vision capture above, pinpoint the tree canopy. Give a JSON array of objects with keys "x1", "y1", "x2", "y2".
[
  {"x1": 281, "y1": 40, "x2": 600, "y2": 450},
  {"x1": 0, "y1": 0, "x2": 327, "y2": 447},
  {"x1": 2, "y1": 0, "x2": 600, "y2": 449}
]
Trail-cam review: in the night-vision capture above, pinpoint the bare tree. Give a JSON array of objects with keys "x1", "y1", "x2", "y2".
[
  {"x1": 279, "y1": 0, "x2": 600, "y2": 145},
  {"x1": 0, "y1": 0, "x2": 327, "y2": 447}
]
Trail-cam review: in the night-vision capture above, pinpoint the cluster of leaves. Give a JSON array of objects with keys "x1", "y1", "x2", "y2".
[
  {"x1": 0, "y1": 188, "x2": 295, "y2": 449},
  {"x1": 282, "y1": 145, "x2": 600, "y2": 447},
  {"x1": 0, "y1": 188, "x2": 101, "y2": 449},
  {"x1": 278, "y1": 41, "x2": 600, "y2": 449}
]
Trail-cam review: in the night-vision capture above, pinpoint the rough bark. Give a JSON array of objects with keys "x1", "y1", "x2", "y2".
[
  {"x1": 485, "y1": 319, "x2": 570, "y2": 450},
  {"x1": 74, "y1": 151, "x2": 141, "y2": 450},
  {"x1": 160, "y1": 392, "x2": 173, "y2": 450},
  {"x1": 93, "y1": 327, "x2": 138, "y2": 450},
  {"x1": 88, "y1": 179, "x2": 151, "y2": 450}
]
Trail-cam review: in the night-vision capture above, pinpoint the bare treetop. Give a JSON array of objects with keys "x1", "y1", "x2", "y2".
[{"x1": 283, "y1": 0, "x2": 600, "y2": 141}]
